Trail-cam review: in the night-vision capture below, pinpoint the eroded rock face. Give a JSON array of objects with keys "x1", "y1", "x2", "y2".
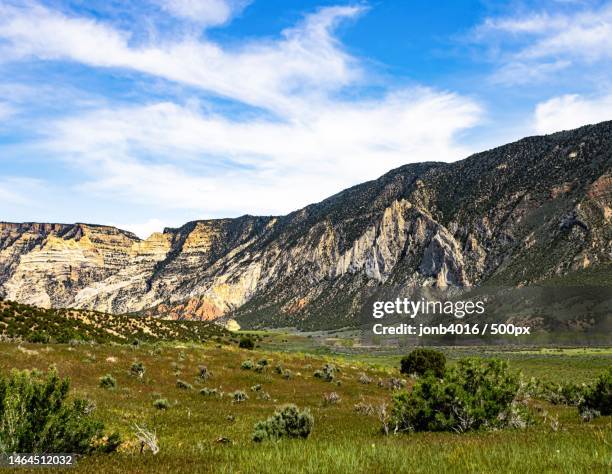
[{"x1": 1, "y1": 121, "x2": 611, "y2": 328}]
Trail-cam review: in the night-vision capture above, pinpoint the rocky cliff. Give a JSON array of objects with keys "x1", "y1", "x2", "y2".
[{"x1": 1, "y1": 121, "x2": 610, "y2": 329}]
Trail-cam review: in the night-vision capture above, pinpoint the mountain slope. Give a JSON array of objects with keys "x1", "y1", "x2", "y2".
[{"x1": 1, "y1": 121, "x2": 610, "y2": 329}]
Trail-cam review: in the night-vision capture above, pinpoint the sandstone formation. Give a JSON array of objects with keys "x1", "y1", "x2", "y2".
[{"x1": 1, "y1": 121, "x2": 611, "y2": 329}]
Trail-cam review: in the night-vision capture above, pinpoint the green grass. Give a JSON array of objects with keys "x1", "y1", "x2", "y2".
[{"x1": 0, "y1": 340, "x2": 610, "y2": 473}]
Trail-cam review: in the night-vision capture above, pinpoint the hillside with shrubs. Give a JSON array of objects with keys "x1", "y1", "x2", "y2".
[{"x1": 0, "y1": 299, "x2": 230, "y2": 344}]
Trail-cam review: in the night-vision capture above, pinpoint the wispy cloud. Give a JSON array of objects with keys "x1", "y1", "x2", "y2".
[
  {"x1": 44, "y1": 91, "x2": 480, "y2": 217},
  {"x1": 472, "y1": 2, "x2": 612, "y2": 85},
  {"x1": 0, "y1": 1, "x2": 483, "y2": 234},
  {"x1": 0, "y1": 2, "x2": 364, "y2": 115},
  {"x1": 158, "y1": 0, "x2": 252, "y2": 26},
  {"x1": 534, "y1": 92, "x2": 612, "y2": 134}
]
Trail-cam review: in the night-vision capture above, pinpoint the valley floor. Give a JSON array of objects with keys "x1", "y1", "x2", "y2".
[{"x1": 0, "y1": 338, "x2": 610, "y2": 473}]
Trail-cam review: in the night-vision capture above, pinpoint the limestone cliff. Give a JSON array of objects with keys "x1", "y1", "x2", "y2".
[{"x1": 1, "y1": 121, "x2": 610, "y2": 329}]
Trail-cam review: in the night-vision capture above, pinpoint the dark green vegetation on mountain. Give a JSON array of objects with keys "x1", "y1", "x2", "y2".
[
  {"x1": 0, "y1": 121, "x2": 610, "y2": 331},
  {"x1": 0, "y1": 300, "x2": 229, "y2": 344}
]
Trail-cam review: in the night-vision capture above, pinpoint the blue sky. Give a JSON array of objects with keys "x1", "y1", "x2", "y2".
[{"x1": 1, "y1": 0, "x2": 611, "y2": 238}]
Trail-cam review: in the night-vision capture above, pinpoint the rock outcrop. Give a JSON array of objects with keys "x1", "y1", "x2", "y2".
[{"x1": 1, "y1": 121, "x2": 611, "y2": 329}]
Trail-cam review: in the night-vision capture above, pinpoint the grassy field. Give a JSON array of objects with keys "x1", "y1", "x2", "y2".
[{"x1": 0, "y1": 337, "x2": 610, "y2": 473}]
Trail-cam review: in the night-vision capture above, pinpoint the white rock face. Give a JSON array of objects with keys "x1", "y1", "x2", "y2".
[{"x1": 0, "y1": 196, "x2": 474, "y2": 322}]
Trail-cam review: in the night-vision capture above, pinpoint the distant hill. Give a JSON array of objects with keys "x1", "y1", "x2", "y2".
[
  {"x1": 1, "y1": 121, "x2": 610, "y2": 330},
  {"x1": 0, "y1": 299, "x2": 229, "y2": 344}
]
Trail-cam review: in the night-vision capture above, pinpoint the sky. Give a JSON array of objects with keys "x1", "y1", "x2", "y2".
[{"x1": 1, "y1": 0, "x2": 611, "y2": 238}]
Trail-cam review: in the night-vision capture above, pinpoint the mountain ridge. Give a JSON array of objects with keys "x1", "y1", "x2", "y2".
[{"x1": 1, "y1": 121, "x2": 610, "y2": 329}]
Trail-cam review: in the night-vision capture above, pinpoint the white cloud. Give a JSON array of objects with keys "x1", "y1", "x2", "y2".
[
  {"x1": 112, "y1": 218, "x2": 168, "y2": 239},
  {"x1": 491, "y1": 60, "x2": 570, "y2": 85},
  {"x1": 44, "y1": 90, "x2": 480, "y2": 217},
  {"x1": 0, "y1": 1, "x2": 483, "y2": 225},
  {"x1": 474, "y1": 3, "x2": 612, "y2": 85},
  {"x1": 534, "y1": 93, "x2": 612, "y2": 134},
  {"x1": 160, "y1": 0, "x2": 251, "y2": 26},
  {"x1": 0, "y1": 2, "x2": 363, "y2": 115}
]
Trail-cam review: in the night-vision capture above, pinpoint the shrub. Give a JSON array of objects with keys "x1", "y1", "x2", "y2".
[
  {"x1": 391, "y1": 358, "x2": 521, "y2": 433},
  {"x1": 252, "y1": 404, "x2": 313, "y2": 442},
  {"x1": 239, "y1": 337, "x2": 254, "y2": 350},
  {"x1": 198, "y1": 365, "x2": 211, "y2": 380},
  {"x1": 358, "y1": 373, "x2": 372, "y2": 384},
  {"x1": 153, "y1": 398, "x2": 170, "y2": 410},
  {"x1": 257, "y1": 359, "x2": 269, "y2": 367},
  {"x1": 241, "y1": 360, "x2": 254, "y2": 370},
  {"x1": 282, "y1": 369, "x2": 294, "y2": 380},
  {"x1": 232, "y1": 390, "x2": 248, "y2": 403},
  {"x1": 323, "y1": 392, "x2": 341, "y2": 405},
  {"x1": 580, "y1": 408, "x2": 601, "y2": 422},
  {"x1": 99, "y1": 374, "x2": 117, "y2": 390},
  {"x1": 133, "y1": 424, "x2": 158, "y2": 455},
  {"x1": 0, "y1": 369, "x2": 120, "y2": 454},
  {"x1": 130, "y1": 362, "x2": 145, "y2": 379},
  {"x1": 386, "y1": 378, "x2": 406, "y2": 391},
  {"x1": 529, "y1": 379, "x2": 587, "y2": 406},
  {"x1": 176, "y1": 380, "x2": 192, "y2": 390},
  {"x1": 274, "y1": 364, "x2": 284, "y2": 375},
  {"x1": 354, "y1": 400, "x2": 375, "y2": 416},
  {"x1": 579, "y1": 368, "x2": 612, "y2": 416},
  {"x1": 251, "y1": 384, "x2": 262, "y2": 392},
  {"x1": 400, "y1": 348, "x2": 446, "y2": 378},
  {"x1": 27, "y1": 331, "x2": 50, "y2": 344},
  {"x1": 200, "y1": 387, "x2": 219, "y2": 397},
  {"x1": 314, "y1": 364, "x2": 337, "y2": 382}
]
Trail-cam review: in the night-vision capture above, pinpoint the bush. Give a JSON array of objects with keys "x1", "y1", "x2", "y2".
[
  {"x1": 99, "y1": 374, "x2": 117, "y2": 390},
  {"x1": 580, "y1": 368, "x2": 611, "y2": 416},
  {"x1": 130, "y1": 362, "x2": 145, "y2": 379},
  {"x1": 548, "y1": 382, "x2": 585, "y2": 406},
  {"x1": 239, "y1": 337, "x2": 254, "y2": 350},
  {"x1": 358, "y1": 373, "x2": 372, "y2": 384},
  {"x1": 391, "y1": 358, "x2": 521, "y2": 433},
  {"x1": 153, "y1": 398, "x2": 170, "y2": 410},
  {"x1": 386, "y1": 378, "x2": 406, "y2": 391},
  {"x1": 400, "y1": 348, "x2": 446, "y2": 378},
  {"x1": 527, "y1": 378, "x2": 586, "y2": 406},
  {"x1": 323, "y1": 392, "x2": 341, "y2": 405},
  {"x1": 314, "y1": 364, "x2": 337, "y2": 382},
  {"x1": 27, "y1": 331, "x2": 50, "y2": 344},
  {"x1": 198, "y1": 365, "x2": 211, "y2": 380},
  {"x1": 0, "y1": 369, "x2": 120, "y2": 454},
  {"x1": 252, "y1": 404, "x2": 313, "y2": 442},
  {"x1": 241, "y1": 360, "x2": 254, "y2": 370},
  {"x1": 176, "y1": 380, "x2": 192, "y2": 390},
  {"x1": 232, "y1": 390, "x2": 248, "y2": 403},
  {"x1": 200, "y1": 387, "x2": 219, "y2": 397}
]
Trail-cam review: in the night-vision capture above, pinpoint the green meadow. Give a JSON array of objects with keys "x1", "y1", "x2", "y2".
[{"x1": 0, "y1": 333, "x2": 610, "y2": 474}]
